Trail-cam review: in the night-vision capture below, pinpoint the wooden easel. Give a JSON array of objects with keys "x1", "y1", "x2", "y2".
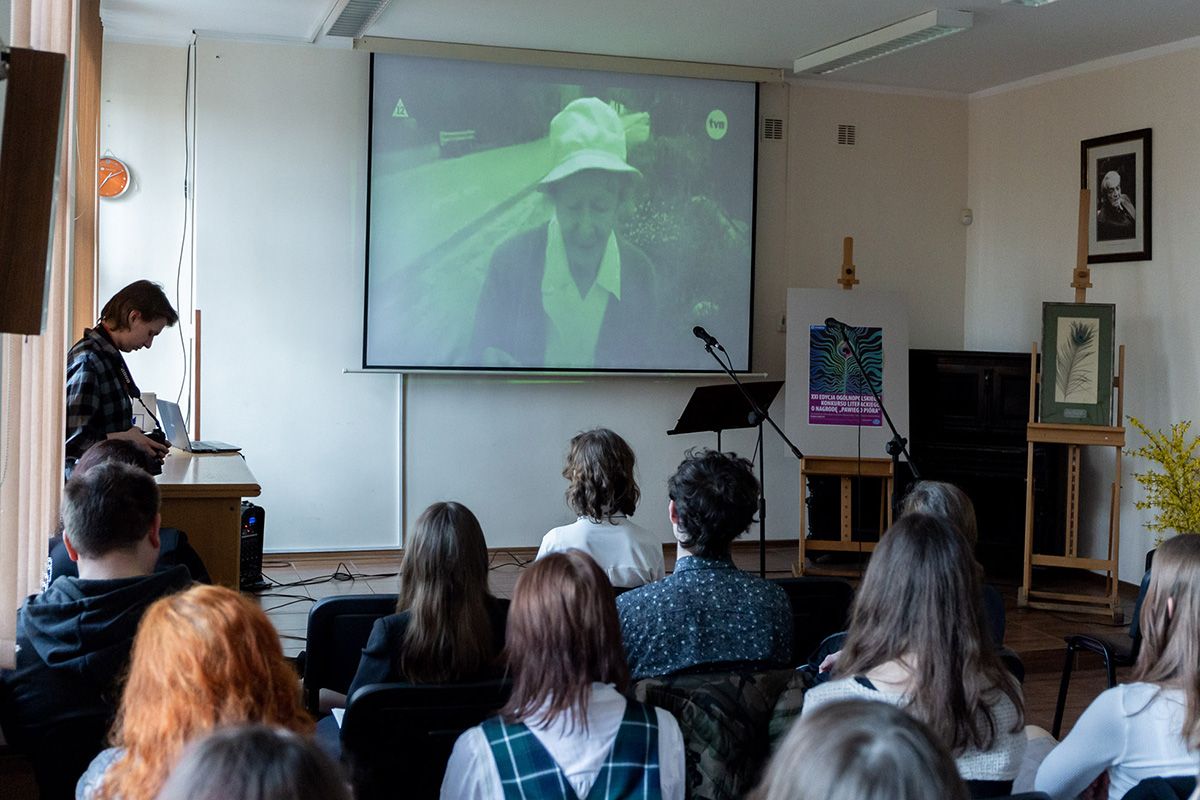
[
  {"x1": 1019, "y1": 190, "x2": 1127, "y2": 620},
  {"x1": 795, "y1": 237, "x2": 893, "y2": 576}
]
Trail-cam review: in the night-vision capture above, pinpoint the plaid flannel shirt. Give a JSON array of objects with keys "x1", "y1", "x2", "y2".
[{"x1": 64, "y1": 328, "x2": 133, "y2": 476}]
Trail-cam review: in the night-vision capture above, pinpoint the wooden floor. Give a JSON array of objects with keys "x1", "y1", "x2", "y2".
[{"x1": 257, "y1": 541, "x2": 1139, "y2": 738}]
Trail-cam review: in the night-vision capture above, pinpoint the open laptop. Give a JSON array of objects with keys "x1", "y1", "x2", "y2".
[{"x1": 156, "y1": 399, "x2": 241, "y2": 454}]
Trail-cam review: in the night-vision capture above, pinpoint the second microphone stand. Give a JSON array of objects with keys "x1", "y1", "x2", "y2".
[{"x1": 830, "y1": 322, "x2": 920, "y2": 518}]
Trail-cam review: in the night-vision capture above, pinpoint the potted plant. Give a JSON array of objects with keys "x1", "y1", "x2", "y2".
[{"x1": 1127, "y1": 416, "x2": 1200, "y2": 543}]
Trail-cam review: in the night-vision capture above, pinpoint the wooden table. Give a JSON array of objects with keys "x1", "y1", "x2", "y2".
[{"x1": 157, "y1": 451, "x2": 260, "y2": 589}]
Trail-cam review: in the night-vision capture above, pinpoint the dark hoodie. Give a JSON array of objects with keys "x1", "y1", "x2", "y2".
[{"x1": 0, "y1": 565, "x2": 191, "y2": 799}]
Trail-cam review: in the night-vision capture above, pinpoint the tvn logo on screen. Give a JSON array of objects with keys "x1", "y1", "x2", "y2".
[{"x1": 706, "y1": 109, "x2": 728, "y2": 140}]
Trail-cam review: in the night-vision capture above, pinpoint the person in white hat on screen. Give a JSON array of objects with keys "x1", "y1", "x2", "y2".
[{"x1": 470, "y1": 97, "x2": 659, "y2": 369}]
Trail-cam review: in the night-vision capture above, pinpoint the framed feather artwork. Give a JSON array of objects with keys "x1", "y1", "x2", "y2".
[{"x1": 1039, "y1": 302, "x2": 1116, "y2": 426}]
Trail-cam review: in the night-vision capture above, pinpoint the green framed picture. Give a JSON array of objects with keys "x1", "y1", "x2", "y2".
[{"x1": 1039, "y1": 302, "x2": 1116, "y2": 426}]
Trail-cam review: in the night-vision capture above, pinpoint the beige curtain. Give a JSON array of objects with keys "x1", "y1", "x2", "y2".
[{"x1": 0, "y1": 0, "x2": 77, "y2": 669}]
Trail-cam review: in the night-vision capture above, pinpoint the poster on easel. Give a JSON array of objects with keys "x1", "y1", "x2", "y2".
[
  {"x1": 785, "y1": 288, "x2": 910, "y2": 457},
  {"x1": 808, "y1": 324, "x2": 883, "y2": 427}
]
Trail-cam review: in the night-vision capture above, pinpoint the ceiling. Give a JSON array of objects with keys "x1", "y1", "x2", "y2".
[{"x1": 99, "y1": 0, "x2": 1200, "y2": 94}]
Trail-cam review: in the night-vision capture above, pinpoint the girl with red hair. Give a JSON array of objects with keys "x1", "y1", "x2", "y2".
[{"x1": 76, "y1": 585, "x2": 312, "y2": 800}]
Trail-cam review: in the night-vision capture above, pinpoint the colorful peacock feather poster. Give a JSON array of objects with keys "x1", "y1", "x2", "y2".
[{"x1": 808, "y1": 325, "x2": 883, "y2": 426}]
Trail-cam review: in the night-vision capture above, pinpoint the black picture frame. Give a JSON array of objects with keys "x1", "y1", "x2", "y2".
[{"x1": 1081, "y1": 128, "x2": 1151, "y2": 263}]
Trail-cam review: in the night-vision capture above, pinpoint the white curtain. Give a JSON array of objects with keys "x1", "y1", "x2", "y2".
[{"x1": 0, "y1": 0, "x2": 76, "y2": 669}]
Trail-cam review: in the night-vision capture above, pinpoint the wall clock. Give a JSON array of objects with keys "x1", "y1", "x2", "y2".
[{"x1": 98, "y1": 156, "x2": 131, "y2": 198}]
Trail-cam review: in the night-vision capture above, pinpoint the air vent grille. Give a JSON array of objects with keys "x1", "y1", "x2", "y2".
[
  {"x1": 761, "y1": 117, "x2": 784, "y2": 140},
  {"x1": 326, "y1": 0, "x2": 392, "y2": 37},
  {"x1": 837, "y1": 124, "x2": 857, "y2": 146}
]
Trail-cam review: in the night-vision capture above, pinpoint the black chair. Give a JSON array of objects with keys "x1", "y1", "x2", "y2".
[
  {"x1": 1051, "y1": 551, "x2": 1154, "y2": 739},
  {"x1": 980, "y1": 794, "x2": 1051, "y2": 800},
  {"x1": 340, "y1": 679, "x2": 512, "y2": 800},
  {"x1": 1122, "y1": 776, "x2": 1197, "y2": 800},
  {"x1": 770, "y1": 576, "x2": 854, "y2": 666},
  {"x1": 300, "y1": 594, "x2": 399, "y2": 715}
]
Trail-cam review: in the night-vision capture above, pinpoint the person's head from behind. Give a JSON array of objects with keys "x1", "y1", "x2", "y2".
[
  {"x1": 61, "y1": 461, "x2": 160, "y2": 571},
  {"x1": 539, "y1": 98, "x2": 640, "y2": 273},
  {"x1": 563, "y1": 428, "x2": 640, "y2": 521},
  {"x1": 74, "y1": 438, "x2": 157, "y2": 477},
  {"x1": 902, "y1": 480, "x2": 978, "y2": 548},
  {"x1": 837, "y1": 513, "x2": 1020, "y2": 752},
  {"x1": 502, "y1": 550, "x2": 628, "y2": 730},
  {"x1": 1134, "y1": 532, "x2": 1200, "y2": 746},
  {"x1": 99, "y1": 280, "x2": 178, "y2": 352},
  {"x1": 101, "y1": 585, "x2": 311, "y2": 800},
  {"x1": 396, "y1": 501, "x2": 494, "y2": 682},
  {"x1": 154, "y1": 724, "x2": 350, "y2": 800},
  {"x1": 752, "y1": 700, "x2": 968, "y2": 800},
  {"x1": 668, "y1": 449, "x2": 758, "y2": 558}
]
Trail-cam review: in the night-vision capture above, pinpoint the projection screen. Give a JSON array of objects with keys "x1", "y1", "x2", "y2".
[{"x1": 363, "y1": 52, "x2": 758, "y2": 372}]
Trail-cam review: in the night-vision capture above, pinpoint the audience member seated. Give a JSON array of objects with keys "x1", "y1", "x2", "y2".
[
  {"x1": 802, "y1": 514, "x2": 1026, "y2": 796},
  {"x1": 0, "y1": 462, "x2": 192, "y2": 800},
  {"x1": 442, "y1": 550, "x2": 686, "y2": 799},
  {"x1": 44, "y1": 439, "x2": 210, "y2": 589},
  {"x1": 901, "y1": 480, "x2": 1005, "y2": 645},
  {"x1": 753, "y1": 698, "x2": 970, "y2": 800},
  {"x1": 1035, "y1": 533, "x2": 1200, "y2": 800},
  {"x1": 346, "y1": 501, "x2": 508, "y2": 695},
  {"x1": 617, "y1": 449, "x2": 791, "y2": 678},
  {"x1": 155, "y1": 724, "x2": 351, "y2": 800},
  {"x1": 76, "y1": 585, "x2": 312, "y2": 800},
  {"x1": 536, "y1": 428, "x2": 665, "y2": 589}
]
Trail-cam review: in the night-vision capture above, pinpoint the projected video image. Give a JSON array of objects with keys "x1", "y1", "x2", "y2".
[{"x1": 364, "y1": 53, "x2": 757, "y2": 371}]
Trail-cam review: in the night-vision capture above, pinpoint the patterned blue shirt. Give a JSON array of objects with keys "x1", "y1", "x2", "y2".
[{"x1": 616, "y1": 555, "x2": 792, "y2": 679}]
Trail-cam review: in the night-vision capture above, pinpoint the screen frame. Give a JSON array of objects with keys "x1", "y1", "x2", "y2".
[{"x1": 360, "y1": 47, "x2": 762, "y2": 375}]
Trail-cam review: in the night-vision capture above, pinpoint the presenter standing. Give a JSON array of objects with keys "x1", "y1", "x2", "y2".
[{"x1": 64, "y1": 280, "x2": 177, "y2": 478}]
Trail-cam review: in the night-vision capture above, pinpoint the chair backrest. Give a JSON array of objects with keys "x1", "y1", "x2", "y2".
[
  {"x1": 769, "y1": 577, "x2": 854, "y2": 665},
  {"x1": 340, "y1": 679, "x2": 512, "y2": 800},
  {"x1": 1121, "y1": 775, "x2": 1196, "y2": 800},
  {"x1": 302, "y1": 594, "x2": 399, "y2": 714}
]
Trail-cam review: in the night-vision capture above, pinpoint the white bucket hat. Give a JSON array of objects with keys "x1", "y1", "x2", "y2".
[{"x1": 539, "y1": 97, "x2": 642, "y2": 186}]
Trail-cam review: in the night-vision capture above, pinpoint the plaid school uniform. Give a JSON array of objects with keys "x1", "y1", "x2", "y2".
[{"x1": 481, "y1": 700, "x2": 661, "y2": 800}]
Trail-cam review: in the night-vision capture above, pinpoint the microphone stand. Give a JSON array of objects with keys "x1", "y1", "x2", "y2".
[
  {"x1": 832, "y1": 323, "x2": 920, "y2": 518},
  {"x1": 699, "y1": 338, "x2": 804, "y2": 578}
]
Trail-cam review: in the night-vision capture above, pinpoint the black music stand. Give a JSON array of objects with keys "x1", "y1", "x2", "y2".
[{"x1": 669, "y1": 381, "x2": 785, "y2": 576}]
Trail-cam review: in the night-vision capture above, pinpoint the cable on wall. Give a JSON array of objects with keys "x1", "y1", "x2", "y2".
[{"x1": 174, "y1": 33, "x2": 198, "y2": 419}]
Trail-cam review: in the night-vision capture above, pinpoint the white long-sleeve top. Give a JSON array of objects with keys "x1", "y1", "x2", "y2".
[
  {"x1": 1035, "y1": 683, "x2": 1200, "y2": 800},
  {"x1": 440, "y1": 683, "x2": 685, "y2": 800},
  {"x1": 536, "y1": 517, "x2": 665, "y2": 589}
]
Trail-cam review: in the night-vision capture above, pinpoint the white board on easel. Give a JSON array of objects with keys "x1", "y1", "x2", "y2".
[{"x1": 784, "y1": 288, "x2": 910, "y2": 459}]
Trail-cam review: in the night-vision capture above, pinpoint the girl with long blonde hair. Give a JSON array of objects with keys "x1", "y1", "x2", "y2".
[
  {"x1": 77, "y1": 585, "x2": 312, "y2": 800},
  {"x1": 1037, "y1": 533, "x2": 1200, "y2": 800}
]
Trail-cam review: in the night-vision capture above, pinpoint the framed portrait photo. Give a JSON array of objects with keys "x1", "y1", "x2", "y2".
[
  {"x1": 1081, "y1": 128, "x2": 1151, "y2": 263},
  {"x1": 1039, "y1": 302, "x2": 1116, "y2": 427}
]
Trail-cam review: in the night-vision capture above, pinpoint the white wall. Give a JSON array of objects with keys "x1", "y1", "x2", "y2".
[
  {"x1": 99, "y1": 39, "x2": 969, "y2": 552},
  {"x1": 966, "y1": 45, "x2": 1200, "y2": 582}
]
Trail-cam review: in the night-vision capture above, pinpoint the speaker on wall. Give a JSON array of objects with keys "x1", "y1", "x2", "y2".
[{"x1": 0, "y1": 46, "x2": 67, "y2": 335}]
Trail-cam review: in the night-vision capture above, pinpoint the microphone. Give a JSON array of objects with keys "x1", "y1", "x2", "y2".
[{"x1": 693, "y1": 326, "x2": 720, "y2": 348}]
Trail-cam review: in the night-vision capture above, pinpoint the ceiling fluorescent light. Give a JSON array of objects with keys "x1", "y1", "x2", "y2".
[
  {"x1": 326, "y1": 0, "x2": 393, "y2": 38},
  {"x1": 1002, "y1": 0, "x2": 1060, "y2": 6},
  {"x1": 793, "y1": 9, "x2": 973, "y2": 75}
]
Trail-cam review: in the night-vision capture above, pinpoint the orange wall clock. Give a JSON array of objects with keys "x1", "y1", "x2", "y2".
[{"x1": 98, "y1": 156, "x2": 131, "y2": 198}]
